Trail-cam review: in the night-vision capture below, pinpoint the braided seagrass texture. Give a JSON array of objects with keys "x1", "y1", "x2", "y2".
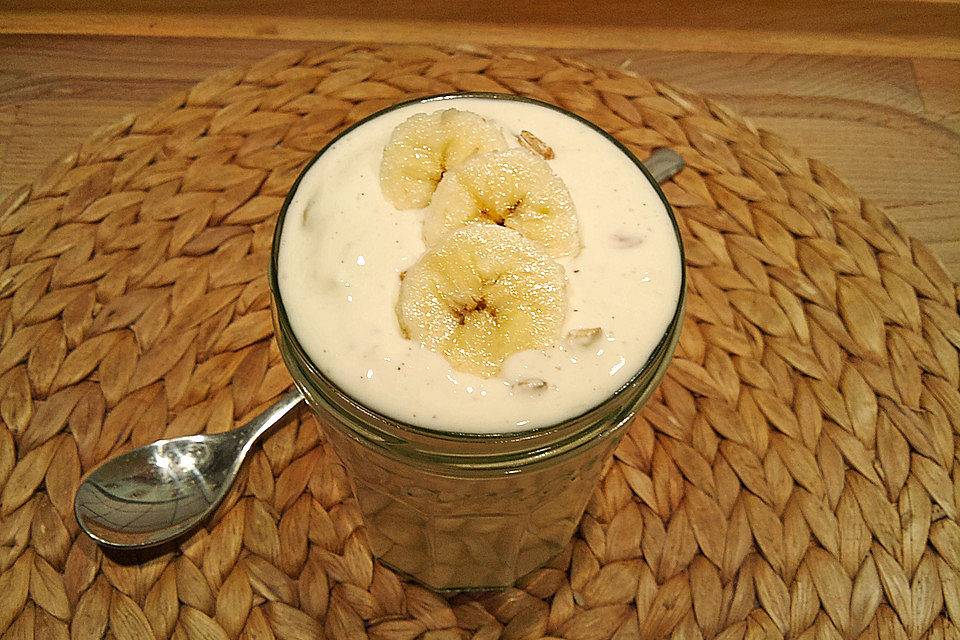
[{"x1": 0, "y1": 43, "x2": 958, "y2": 640}]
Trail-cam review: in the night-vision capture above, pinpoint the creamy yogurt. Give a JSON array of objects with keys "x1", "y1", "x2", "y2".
[{"x1": 277, "y1": 96, "x2": 682, "y2": 433}]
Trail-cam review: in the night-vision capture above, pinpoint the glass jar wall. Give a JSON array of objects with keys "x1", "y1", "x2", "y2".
[{"x1": 270, "y1": 92, "x2": 686, "y2": 589}]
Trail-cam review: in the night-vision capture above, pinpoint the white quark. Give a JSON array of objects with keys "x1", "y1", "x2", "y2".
[{"x1": 277, "y1": 96, "x2": 682, "y2": 433}]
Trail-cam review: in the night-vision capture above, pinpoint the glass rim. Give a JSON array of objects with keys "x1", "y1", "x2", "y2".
[{"x1": 268, "y1": 91, "x2": 687, "y2": 446}]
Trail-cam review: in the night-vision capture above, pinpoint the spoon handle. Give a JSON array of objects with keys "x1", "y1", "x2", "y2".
[
  {"x1": 237, "y1": 386, "x2": 305, "y2": 456},
  {"x1": 643, "y1": 148, "x2": 685, "y2": 183}
]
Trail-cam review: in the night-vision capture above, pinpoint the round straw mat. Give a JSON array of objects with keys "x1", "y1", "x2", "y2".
[{"x1": 0, "y1": 43, "x2": 957, "y2": 640}]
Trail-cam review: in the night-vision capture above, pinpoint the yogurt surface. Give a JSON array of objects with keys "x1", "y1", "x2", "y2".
[{"x1": 277, "y1": 96, "x2": 682, "y2": 433}]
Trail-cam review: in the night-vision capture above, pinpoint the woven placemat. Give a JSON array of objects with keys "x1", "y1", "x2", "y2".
[{"x1": 0, "y1": 43, "x2": 957, "y2": 640}]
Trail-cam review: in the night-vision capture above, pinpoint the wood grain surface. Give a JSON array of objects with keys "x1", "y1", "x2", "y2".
[
  {"x1": 5, "y1": 0, "x2": 960, "y2": 58},
  {"x1": 1, "y1": 25, "x2": 959, "y2": 279}
]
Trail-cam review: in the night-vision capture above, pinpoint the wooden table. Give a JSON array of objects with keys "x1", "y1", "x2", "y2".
[{"x1": 2, "y1": 3, "x2": 959, "y2": 278}]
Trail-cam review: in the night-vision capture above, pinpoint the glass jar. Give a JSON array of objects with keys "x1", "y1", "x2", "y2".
[{"x1": 269, "y1": 93, "x2": 686, "y2": 590}]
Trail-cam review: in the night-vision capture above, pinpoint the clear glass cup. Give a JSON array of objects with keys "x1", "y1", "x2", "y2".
[{"x1": 269, "y1": 92, "x2": 686, "y2": 590}]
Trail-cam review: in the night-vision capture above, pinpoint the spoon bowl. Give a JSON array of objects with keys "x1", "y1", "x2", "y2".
[{"x1": 74, "y1": 388, "x2": 304, "y2": 548}]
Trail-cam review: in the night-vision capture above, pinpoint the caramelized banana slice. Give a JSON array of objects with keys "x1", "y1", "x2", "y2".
[
  {"x1": 424, "y1": 149, "x2": 581, "y2": 257},
  {"x1": 396, "y1": 224, "x2": 566, "y2": 377},
  {"x1": 380, "y1": 109, "x2": 509, "y2": 209}
]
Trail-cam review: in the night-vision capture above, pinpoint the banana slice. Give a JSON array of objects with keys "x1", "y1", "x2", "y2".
[
  {"x1": 423, "y1": 149, "x2": 581, "y2": 257},
  {"x1": 380, "y1": 109, "x2": 509, "y2": 209},
  {"x1": 396, "y1": 224, "x2": 566, "y2": 377}
]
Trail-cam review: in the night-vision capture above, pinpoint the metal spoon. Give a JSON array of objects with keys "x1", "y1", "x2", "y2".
[
  {"x1": 74, "y1": 387, "x2": 304, "y2": 549},
  {"x1": 72, "y1": 149, "x2": 684, "y2": 550}
]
